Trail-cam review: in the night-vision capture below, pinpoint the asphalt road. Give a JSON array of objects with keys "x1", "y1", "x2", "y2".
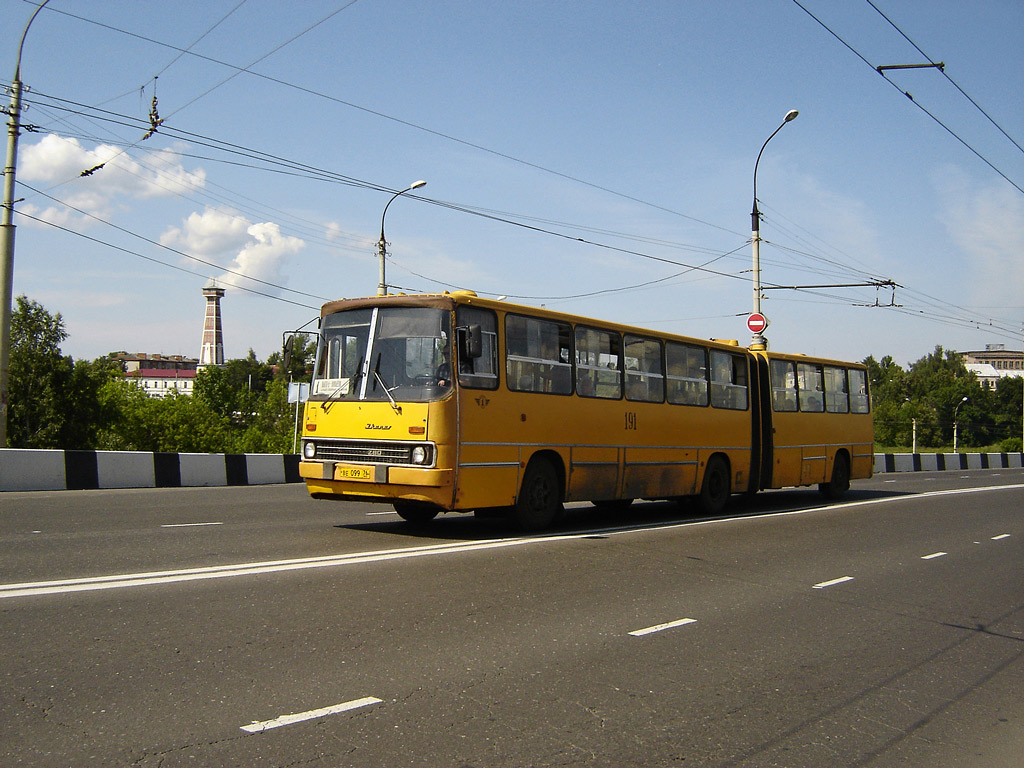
[{"x1": 1, "y1": 469, "x2": 1022, "y2": 767}]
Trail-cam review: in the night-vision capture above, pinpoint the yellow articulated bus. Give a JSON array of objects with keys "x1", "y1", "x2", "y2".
[{"x1": 298, "y1": 292, "x2": 873, "y2": 529}]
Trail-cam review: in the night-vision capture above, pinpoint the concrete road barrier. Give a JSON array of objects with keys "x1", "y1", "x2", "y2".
[
  {"x1": 1, "y1": 449, "x2": 302, "y2": 492},
  {"x1": 3, "y1": 448, "x2": 1021, "y2": 492}
]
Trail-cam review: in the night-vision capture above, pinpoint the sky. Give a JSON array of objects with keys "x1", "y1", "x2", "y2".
[{"x1": 2, "y1": 0, "x2": 1022, "y2": 368}]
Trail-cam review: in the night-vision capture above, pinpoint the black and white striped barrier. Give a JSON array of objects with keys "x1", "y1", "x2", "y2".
[
  {"x1": 3, "y1": 449, "x2": 1023, "y2": 493},
  {"x1": 874, "y1": 452, "x2": 1024, "y2": 474},
  {"x1": 0, "y1": 449, "x2": 301, "y2": 492}
]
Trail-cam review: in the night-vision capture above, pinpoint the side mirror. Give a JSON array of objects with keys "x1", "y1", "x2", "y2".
[
  {"x1": 282, "y1": 335, "x2": 294, "y2": 369},
  {"x1": 460, "y1": 324, "x2": 483, "y2": 359}
]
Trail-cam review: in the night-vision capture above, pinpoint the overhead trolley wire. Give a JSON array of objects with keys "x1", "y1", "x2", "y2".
[
  {"x1": 790, "y1": 0, "x2": 1024, "y2": 196},
  {"x1": 17, "y1": 182, "x2": 331, "y2": 304},
  {"x1": 19, "y1": 86, "x2": 935, "y2": 318},
  {"x1": 863, "y1": 0, "x2": 1024, "y2": 156},
  {"x1": 31, "y1": 2, "x2": 745, "y2": 239},
  {"x1": 14, "y1": 208, "x2": 321, "y2": 311}
]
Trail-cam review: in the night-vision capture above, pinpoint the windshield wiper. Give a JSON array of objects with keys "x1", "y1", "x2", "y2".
[
  {"x1": 372, "y1": 353, "x2": 402, "y2": 415},
  {"x1": 321, "y1": 356, "x2": 363, "y2": 413}
]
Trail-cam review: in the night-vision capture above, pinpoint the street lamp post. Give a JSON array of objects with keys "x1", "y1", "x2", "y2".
[
  {"x1": 1, "y1": 0, "x2": 51, "y2": 448},
  {"x1": 903, "y1": 398, "x2": 917, "y2": 454},
  {"x1": 377, "y1": 180, "x2": 426, "y2": 296},
  {"x1": 953, "y1": 395, "x2": 968, "y2": 453},
  {"x1": 750, "y1": 109, "x2": 799, "y2": 349}
]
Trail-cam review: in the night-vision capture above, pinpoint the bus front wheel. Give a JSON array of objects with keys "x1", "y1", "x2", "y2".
[
  {"x1": 393, "y1": 501, "x2": 439, "y2": 524},
  {"x1": 698, "y1": 456, "x2": 730, "y2": 515},
  {"x1": 512, "y1": 458, "x2": 563, "y2": 531}
]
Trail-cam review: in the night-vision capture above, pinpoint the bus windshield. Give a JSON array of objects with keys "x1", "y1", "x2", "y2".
[{"x1": 311, "y1": 306, "x2": 452, "y2": 402}]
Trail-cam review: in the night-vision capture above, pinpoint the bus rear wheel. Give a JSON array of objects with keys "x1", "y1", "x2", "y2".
[
  {"x1": 511, "y1": 458, "x2": 563, "y2": 531},
  {"x1": 819, "y1": 453, "x2": 851, "y2": 500},
  {"x1": 698, "y1": 456, "x2": 730, "y2": 515},
  {"x1": 393, "y1": 501, "x2": 439, "y2": 524}
]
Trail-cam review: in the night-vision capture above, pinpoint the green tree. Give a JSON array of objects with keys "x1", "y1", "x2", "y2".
[
  {"x1": 7, "y1": 296, "x2": 120, "y2": 449},
  {"x1": 905, "y1": 346, "x2": 985, "y2": 448},
  {"x1": 234, "y1": 379, "x2": 297, "y2": 453},
  {"x1": 8, "y1": 296, "x2": 72, "y2": 447},
  {"x1": 269, "y1": 333, "x2": 317, "y2": 382},
  {"x1": 193, "y1": 365, "x2": 236, "y2": 420}
]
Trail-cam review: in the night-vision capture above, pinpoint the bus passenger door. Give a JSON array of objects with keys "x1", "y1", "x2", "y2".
[{"x1": 766, "y1": 358, "x2": 803, "y2": 489}]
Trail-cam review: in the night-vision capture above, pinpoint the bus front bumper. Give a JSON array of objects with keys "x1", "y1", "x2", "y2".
[{"x1": 299, "y1": 461, "x2": 453, "y2": 504}]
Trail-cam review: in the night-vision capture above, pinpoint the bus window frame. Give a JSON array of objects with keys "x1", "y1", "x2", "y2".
[
  {"x1": 849, "y1": 368, "x2": 871, "y2": 414},
  {"x1": 709, "y1": 349, "x2": 749, "y2": 411},
  {"x1": 824, "y1": 365, "x2": 850, "y2": 414},
  {"x1": 665, "y1": 341, "x2": 709, "y2": 407},
  {"x1": 456, "y1": 305, "x2": 500, "y2": 391},
  {"x1": 624, "y1": 334, "x2": 665, "y2": 403},
  {"x1": 796, "y1": 362, "x2": 825, "y2": 413},
  {"x1": 770, "y1": 358, "x2": 799, "y2": 413},
  {"x1": 505, "y1": 313, "x2": 573, "y2": 396},
  {"x1": 574, "y1": 325, "x2": 623, "y2": 400}
]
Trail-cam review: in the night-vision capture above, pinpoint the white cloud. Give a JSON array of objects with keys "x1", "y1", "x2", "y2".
[
  {"x1": 937, "y1": 169, "x2": 1024, "y2": 308},
  {"x1": 160, "y1": 207, "x2": 305, "y2": 293},
  {"x1": 160, "y1": 208, "x2": 250, "y2": 257},
  {"x1": 18, "y1": 133, "x2": 205, "y2": 221}
]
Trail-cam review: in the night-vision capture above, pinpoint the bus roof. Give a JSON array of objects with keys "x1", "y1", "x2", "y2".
[{"x1": 319, "y1": 292, "x2": 864, "y2": 368}]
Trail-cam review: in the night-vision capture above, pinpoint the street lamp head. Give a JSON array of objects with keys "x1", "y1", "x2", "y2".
[
  {"x1": 784, "y1": 109, "x2": 799, "y2": 122},
  {"x1": 961, "y1": 396, "x2": 969, "y2": 403},
  {"x1": 409, "y1": 180, "x2": 427, "y2": 190}
]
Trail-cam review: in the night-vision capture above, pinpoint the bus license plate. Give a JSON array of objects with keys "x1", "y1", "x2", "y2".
[{"x1": 336, "y1": 465, "x2": 374, "y2": 481}]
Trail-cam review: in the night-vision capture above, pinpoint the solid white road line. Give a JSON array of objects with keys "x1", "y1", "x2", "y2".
[
  {"x1": 241, "y1": 697, "x2": 382, "y2": 733},
  {"x1": 921, "y1": 552, "x2": 947, "y2": 560},
  {"x1": 628, "y1": 618, "x2": 697, "y2": 637},
  {"x1": 160, "y1": 522, "x2": 224, "y2": 528},
  {"x1": 813, "y1": 576, "x2": 854, "y2": 589},
  {"x1": 4, "y1": 484, "x2": 1020, "y2": 600}
]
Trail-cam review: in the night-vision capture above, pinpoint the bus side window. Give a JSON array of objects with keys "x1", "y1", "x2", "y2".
[
  {"x1": 824, "y1": 366, "x2": 849, "y2": 413},
  {"x1": 506, "y1": 315, "x2": 572, "y2": 395},
  {"x1": 849, "y1": 368, "x2": 871, "y2": 413},
  {"x1": 710, "y1": 350, "x2": 748, "y2": 410},
  {"x1": 624, "y1": 335, "x2": 664, "y2": 403},
  {"x1": 575, "y1": 327, "x2": 622, "y2": 399},
  {"x1": 456, "y1": 306, "x2": 499, "y2": 390},
  {"x1": 666, "y1": 342, "x2": 708, "y2": 406},
  {"x1": 797, "y1": 362, "x2": 824, "y2": 413},
  {"x1": 770, "y1": 359, "x2": 798, "y2": 412}
]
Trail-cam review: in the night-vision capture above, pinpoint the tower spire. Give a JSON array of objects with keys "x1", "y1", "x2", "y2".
[{"x1": 198, "y1": 279, "x2": 226, "y2": 369}]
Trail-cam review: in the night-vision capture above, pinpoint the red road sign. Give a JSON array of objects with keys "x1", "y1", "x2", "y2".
[{"x1": 747, "y1": 312, "x2": 768, "y2": 333}]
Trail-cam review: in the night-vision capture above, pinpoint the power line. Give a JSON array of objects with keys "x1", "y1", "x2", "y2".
[
  {"x1": 164, "y1": 1, "x2": 363, "y2": 120},
  {"x1": 13, "y1": 208, "x2": 321, "y2": 311},
  {"x1": 789, "y1": 0, "x2": 1024, "y2": 196},
  {"x1": 18, "y1": 182, "x2": 330, "y2": 303},
  {"x1": 30, "y1": 2, "x2": 744, "y2": 238},
  {"x1": 863, "y1": 0, "x2": 1024, "y2": 156},
  {"x1": 22, "y1": 88, "x2": 1005, "y2": 336}
]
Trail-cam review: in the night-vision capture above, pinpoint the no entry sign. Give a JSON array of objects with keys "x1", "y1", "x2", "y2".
[{"x1": 747, "y1": 312, "x2": 768, "y2": 333}]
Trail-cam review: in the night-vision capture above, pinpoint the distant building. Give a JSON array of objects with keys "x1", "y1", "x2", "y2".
[
  {"x1": 962, "y1": 344, "x2": 1023, "y2": 389},
  {"x1": 116, "y1": 353, "x2": 198, "y2": 398},
  {"x1": 199, "y1": 279, "x2": 226, "y2": 369}
]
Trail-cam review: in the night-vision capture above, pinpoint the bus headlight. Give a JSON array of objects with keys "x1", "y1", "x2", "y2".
[
  {"x1": 411, "y1": 445, "x2": 428, "y2": 465},
  {"x1": 303, "y1": 441, "x2": 317, "y2": 460}
]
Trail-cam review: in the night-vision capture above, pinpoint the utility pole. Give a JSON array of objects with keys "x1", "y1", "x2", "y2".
[
  {"x1": 0, "y1": 0, "x2": 51, "y2": 447},
  {"x1": 749, "y1": 110, "x2": 798, "y2": 349}
]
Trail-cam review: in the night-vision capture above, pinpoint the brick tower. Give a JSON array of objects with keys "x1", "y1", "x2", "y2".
[{"x1": 198, "y1": 279, "x2": 226, "y2": 369}]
